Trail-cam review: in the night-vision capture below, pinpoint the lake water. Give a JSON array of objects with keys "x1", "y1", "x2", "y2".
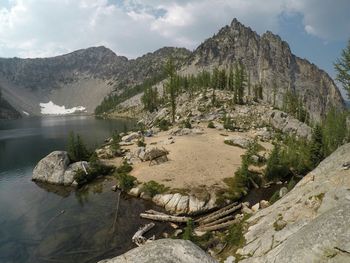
[{"x1": 0, "y1": 116, "x2": 168, "y2": 263}]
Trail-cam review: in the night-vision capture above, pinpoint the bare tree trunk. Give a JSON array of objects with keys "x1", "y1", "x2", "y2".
[
  {"x1": 132, "y1": 223, "x2": 155, "y2": 246},
  {"x1": 140, "y1": 213, "x2": 191, "y2": 223},
  {"x1": 197, "y1": 203, "x2": 242, "y2": 225},
  {"x1": 195, "y1": 218, "x2": 241, "y2": 232}
]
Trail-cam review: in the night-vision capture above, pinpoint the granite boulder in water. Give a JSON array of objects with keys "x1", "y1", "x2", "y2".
[{"x1": 32, "y1": 151, "x2": 84, "y2": 186}]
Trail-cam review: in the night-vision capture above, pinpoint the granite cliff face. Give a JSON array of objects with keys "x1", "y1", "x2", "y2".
[
  {"x1": 0, "y1": 46, "x2": 190, "y2": 116},
  {"x1": 182, "y1": 19, "x2": 344, "y2": 121}
]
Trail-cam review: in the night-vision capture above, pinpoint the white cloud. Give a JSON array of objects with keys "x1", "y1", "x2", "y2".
[{"x1": 0, "y1": 0, "x2": 348, "y2": 58}]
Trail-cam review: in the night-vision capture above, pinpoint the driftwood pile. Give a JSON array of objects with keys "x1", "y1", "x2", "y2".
[
  {"x1": 132, "y1": 223, "x2": 155, "y2": 246},
  {"x1": 139, "y1": 202, "x2": 243, "y2": 235},
  {"x1": 194, "y1": 202, "x2": 242, "y2": 232}
]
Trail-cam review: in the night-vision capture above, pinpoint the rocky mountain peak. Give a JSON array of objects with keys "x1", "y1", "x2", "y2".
[{"x1": 183, "y1": 19, "x2": 344, "y2": 121}]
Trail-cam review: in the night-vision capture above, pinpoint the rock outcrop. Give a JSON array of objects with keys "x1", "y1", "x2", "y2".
[
  {"x1": 182, "y1": 18, "x2": 345, "y2": 121},
  {"x1": 235, "y1": 143, "x2": 350, "y2": 263},
  {"x1": 152, "y1": 193, "x2": 216, "y2": 215},
  {"x1": 98, "y1": 239, "x2": 217, "y2": 263},
  {"x1": 32, "y1": 151, "x2": 86, "y2": 186},
  {"x1": 269, "y1": 110, "x2": 312, "y2": 139}
]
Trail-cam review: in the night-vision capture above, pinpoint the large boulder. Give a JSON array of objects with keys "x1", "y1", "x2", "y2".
[
  {"x1": 32, "y1": 151, "x2": 71, "y2": 185},
  {"x1": 224, "y1": 135, "x2": 253, "y2": 149},
  {"x1": 238, "y1": 143, "x2": 350, "y2": 263},
  {"x1": 63, "y1": 161, "x2": 88, "y2": 185},
  {"x1": 269, "y1": 110, "x2": 312, "y2": 140},
  {"x1": 98, "y1": 239, "x2": 217, "y2": 263}
]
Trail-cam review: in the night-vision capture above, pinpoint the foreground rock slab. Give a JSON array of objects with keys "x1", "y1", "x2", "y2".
[
  {"x1": 238, "y1": 143, "x2": 350, "y2": 263},
  {"x1": 98, "y1": 239, "x2": 218, "y2": 263}
]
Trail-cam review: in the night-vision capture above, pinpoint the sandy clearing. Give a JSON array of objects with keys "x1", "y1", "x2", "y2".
[{"x1": 120, "y1": 126, "x2": 272, "y2": 190}]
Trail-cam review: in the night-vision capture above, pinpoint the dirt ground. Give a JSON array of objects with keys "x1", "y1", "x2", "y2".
[{"x1": 108, "y1": 125, "x2": 272, "y2": 190}]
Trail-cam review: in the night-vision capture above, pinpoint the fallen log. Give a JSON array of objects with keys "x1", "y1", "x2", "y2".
[
  {"x1": 196, "y1": 202, "x2": 238, "y2": 223},
  {"x1": 132, "y1": 223, "x2": 155, "y2": 246},
  {"x1": 140, "y1": 213, "x2": 191, "y2": 223},
  {"x1": 195, "y1": 218, "x2": 240, "y2": 232},
  {"x1": 199, "y1": 215, "x2": 234, "y2": 228},
  {"x1": 144, "y1": 209, "x2": 168, "y2": 216},
  {"x1": 198, "y1": 203, "x2": 242, "y2": 225}
]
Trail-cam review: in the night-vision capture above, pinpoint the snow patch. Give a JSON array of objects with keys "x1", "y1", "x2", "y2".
[
  {"x1": 40, "y1": 101, "x2": 86, "y2": 115},
  {"x1": 22, "y1": 111, "x2": 30, "y2": 116}
]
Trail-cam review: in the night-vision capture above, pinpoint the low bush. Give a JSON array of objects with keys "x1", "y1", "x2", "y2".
[
  {"x1": 182, "y1": 219, "x2": 194, "y2": 241},
  {"x1": 225, "y1": 222, "x2": 245, "y2": 247},
  {"x1": 180, "y1": 119, "x2": 192, "y2": 129},
  {"x1": 207, "y1": 121, "x2": 215, "y2": 128},
  {"x1": 156, "y1": 119, "x2": 171, "y2": 131},
  {"x1": 142, "y1": 180, "x2": 168, "y2": 197},
  {"x1": 116, "y1": 160, "x2": 133, "y2": 174},
  {"x1": 115, "y1": 173, "x2": 136, "y2": 191},
  {"x1": 73, "y1": 154, "x2": 114, "y2": 186},
  {"x1": 137, "y1": 138, "x2": 146, "y2": 147}
]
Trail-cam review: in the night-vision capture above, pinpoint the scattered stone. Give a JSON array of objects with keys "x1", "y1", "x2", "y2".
[
  {"x1": 224, "y1": 135, "x2": 253, "y2": 149},
  {"x1": 140, "y1": 192, "x2": 152, "y2": 201},
  {"x1": 260, "y1": 200, "x2": 270, "y2": 209},
  {"x1": 111, "y1": 185, "x2": 118, "y2": 192},
  {"x1": 224, "y1": 256, "x2": 235, "y2": 263},
  {"x1": 129, "y1": 186, "x2": 142, "y2": 197},
  {"x1": 121, "y1": 132, "x2": 140, "y2": 142},
  {"x1": 174, "y1": 229, "x2": 183, "y2": 237},
  {"x1": 251, "y1": 203, "x2": 260, "y2": 212},
  {"x1": 279, "y1": 187, "x2": 288, "y2": 198},
  {"x1": 241, "y1": 206, "x2": 253, "y2": 214}
]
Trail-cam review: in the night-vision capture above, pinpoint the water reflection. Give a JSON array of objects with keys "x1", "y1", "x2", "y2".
[{"x1": 0, "y1": 116, "x2": 170, "y2": 263}]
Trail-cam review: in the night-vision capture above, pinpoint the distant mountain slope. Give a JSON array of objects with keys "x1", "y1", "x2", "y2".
[
  {"x1": 181, "y1": 19, "x2": 344, "y2": 121},
  {"x1": 0, "y1": 18, "x2": 344, "y2": 119},
  {"x1": 0, "y1": 46, "x2": 190, "y2": 116},
  {"x1": 0, "y1": 92, "x2": 21, "y2": 119}
]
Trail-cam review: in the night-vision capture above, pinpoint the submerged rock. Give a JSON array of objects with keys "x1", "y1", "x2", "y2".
[{"x1": 98, "y1": 239, "x2": 217, "y2": 263}]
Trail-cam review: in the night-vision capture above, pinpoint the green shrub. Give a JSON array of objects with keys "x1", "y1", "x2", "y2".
[
  {"x1": 156, "y1": 119, "x2": 171, "y2": 131},
  {"x1": 115, "y1": 173, "x2": 136, "y2": 191},
  {"x1": 226, "y1": 223, "x2": 245, "y2": 247},
  {"x1": 67, "y1": 131, "x2": 91, "y2": 162},
  {"x1": 180, "y1": 119, "x2": 192, "y2": 129},
  {"x1": 207, "y1": 121, "x2": 215, "y2": 128},
  {"x1": 142, "y1": 180, "x2": 168, "y2": 197},
  {"x1": 137, "y1": 138, "x2": 146, "y2": 147},
  {"x1": 73, "y1": 154, "x2": 114, "y2": 186},
  {"x1": 116, "y1": 160, "x2": 133, "y2": 174},
  {"x1": 182, "y1": 219, "x2": 194, "y2": 241},
  {"x1": 223, "y1": 116, "x2": 235, "y2": 130},
  {"x1": 269, "y1": 190, "x2": 280, "y2": 204},
  {"x1": 111, "y1": 131, "x2": 121, "y2": 155}
]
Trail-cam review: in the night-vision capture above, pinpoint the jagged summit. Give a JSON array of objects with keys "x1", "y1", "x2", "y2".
[{"x1": 182, "y1": 18, "x2": 344, "y2": 120}]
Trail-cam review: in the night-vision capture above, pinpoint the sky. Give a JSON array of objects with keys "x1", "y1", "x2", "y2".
[{"x1": 0, "y1": 0, "x2": 349, "y2": 96}]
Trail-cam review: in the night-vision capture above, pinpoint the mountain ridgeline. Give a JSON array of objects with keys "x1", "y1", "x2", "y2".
[{"x1": 0, "y1": 18, "x2": 345, "y2": 120}]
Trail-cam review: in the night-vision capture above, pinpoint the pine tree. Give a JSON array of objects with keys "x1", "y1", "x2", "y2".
[
  {"x1": 141, "y1": 86, "x2": 159, "y2": 112},
  {"x1": 164, "y1": 58, "x2": 178, "y2": 123},
  {"x1": 334, "y1": 39, "x2": 350, "y2": 99},
  {"x1": 322, "y1": 107, "x2": 348, "y2": 156},
  {"x1": 309, "y1": 124, "x2": 324, "y2": 167}
]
